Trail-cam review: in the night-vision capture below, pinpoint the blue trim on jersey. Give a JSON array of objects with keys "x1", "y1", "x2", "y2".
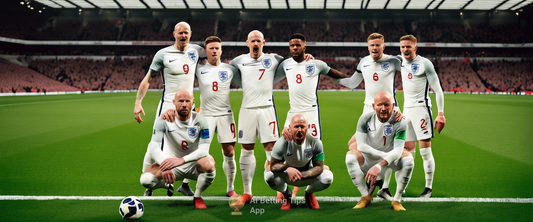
[
  {"x1": 424, "y1": 80, "x2": 435, "y2": 138},
  {"x1": 270, "y1": 95, "x2": 280, "y2": 137},
  {"x1": 158, "y1": 70, "x2": 166, "y2": 117},
  {"x1": 315, "y1": 74, "x2": 322, "y2": 139}
]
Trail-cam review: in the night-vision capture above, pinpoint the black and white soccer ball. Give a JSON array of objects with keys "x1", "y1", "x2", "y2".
[{"x1": 119, "y1": 196, "x2": 144, "y2": 220}]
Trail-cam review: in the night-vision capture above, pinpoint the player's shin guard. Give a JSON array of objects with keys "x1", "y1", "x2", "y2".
[
  {"x1": 140, "y1": 173, "x2": 169, "y2": 190},
  {"x1": 240, "y1": 149, "x2": 256, "y2": 195},
  {"x1": 195, "y1": 171, "x2": 216, "y2": 198},
  {"x1": 420, "y1": 147, "x2": 434, "y2": 189},
  {"x1": 223, "y1": 155, "x2": 236, "y2": 193},
  {"x1": 305, "y1": 170, "x2": 333, "y2": 194},
  {"x1": 346, "y1": 154, "x2": 368, "y2": 196},
  {"x1": 393, "y1": 157, "x2": 414, "y2": 202}
]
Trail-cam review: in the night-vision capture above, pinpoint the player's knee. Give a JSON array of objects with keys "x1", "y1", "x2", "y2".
[
  {"x1": 346, "y1": 153, "x2": 362, "y2": 168},
  {"x1": 323, "y1": 165, "x2": 330, "y2": 171},
  {"x1": 320, "y1": 170, "x2": 334, "y2": 186},
  {"x1": 264, "y1": 171, "x2": 275, "y2": 186},
  {"x1": 140, "y1": 173, "x2": 157, "y2": 189}
]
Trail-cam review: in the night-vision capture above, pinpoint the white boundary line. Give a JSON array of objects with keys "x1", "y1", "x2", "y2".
[{"x1": 1, "y1": 196, "x2": 532, "y2": 203}]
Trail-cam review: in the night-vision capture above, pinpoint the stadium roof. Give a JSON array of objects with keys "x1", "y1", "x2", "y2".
[{"x1": 29, "y1": 0, "x2": 533, "y2": 11}]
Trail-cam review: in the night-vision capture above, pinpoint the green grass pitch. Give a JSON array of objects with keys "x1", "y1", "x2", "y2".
[{"x1": 0, "y1": 91, "x2": 532, "y2": 221}]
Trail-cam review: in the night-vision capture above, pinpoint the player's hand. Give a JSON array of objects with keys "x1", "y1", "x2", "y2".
[
  {"x1": 304, "y1": 53, "x2": 314, "y2": 61},
  {"x1": 160, "y1": 158, "x2": 184, "y2": 171},
  {"x1": 365, "y1": 165, "x2": 381, "y2": 186},
  {"x1": 162, "y1": 170, "x2": 176, "y2": 184},
  {"x1": 282, "y1": 126, "x2": 293, "y2": 141},
  {"x1": 434, "y1": 112, "x2": 446, "y2": 133},
  {"x1": 162, "y1": 109, "x2": 176, "y2": 122},
  {"x1": 393, "y1": 107, "x2": 404, "y2": 122},
  {"x1": 134, "y1": 104, "x2": 145, "y2": 123},
  {"x1": 286, "y1": 167, "x2": 302, "y2": 182}
]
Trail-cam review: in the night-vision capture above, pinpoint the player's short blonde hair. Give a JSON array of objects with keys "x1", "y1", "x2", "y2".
[
  {"x1": 367, "y1": 33, "x2": 384, "y2": 42},
  {"x1": 205, "y1": 36, "x2": 221, "y2": 46},
  {"x1": 400, "y1": 35, "x2": 417, "y2": 43}
]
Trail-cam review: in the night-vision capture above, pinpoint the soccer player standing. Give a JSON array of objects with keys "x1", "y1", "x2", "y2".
[
  {"x1": 139, "y1": 89, "x2": 215, "y2": 209},
  {"x1": 338, "y1": 33, "x2": 402, "y2": 200},
  {"x1": 399, "y1": 35, "x2": 446, "y2": 198},
  {"x1": 194, "y1": 36, "x2": 241, "y2": 198},
  {"x1": 134, "y1": 21, "x2": 204, "y2": 196},
  {"x1": 229, "y1": 30, "x2": 285, "y2": 206}
]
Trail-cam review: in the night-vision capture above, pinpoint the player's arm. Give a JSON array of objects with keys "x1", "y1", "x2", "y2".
[
  {"x1": 134, "y1": 69, "x2": 159, "y2": 123},
  {"x1": 300, "y1": 140, "x2": 325, "y2": 180},
  {"x1": 326, "y1": 68, "x2": 350, "y2": 79},
  {"x1": 426, "y1": 61, "x2": 446, "y2": 133},
  {"x1": 148, "y1": 119, "x2": 169, "y2": 165},
  {"x1": 229, "y1": 59, "x2": 242, "y2": 88},
  {"x1": 273, "y1": 60, "x2": 287, "y2": 84},
  {"x1": 183, "y1": 118, "x2": 211, "y2": 163},
  {"x1": 270, "y1": 138, "x2": 289, "y2": 172},
  {"x1": 229, "y1": 65, "x2": 242, "y2": 88},
  {"x1": 355, "y1": 114, "x2": 388, "y2": 159},
  {"x1": 336, "y1": 69, "x2": 363, "y2": 89}
]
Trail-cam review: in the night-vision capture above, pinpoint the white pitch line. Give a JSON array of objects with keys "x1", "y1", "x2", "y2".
[{"x1": 0, "y1": 196, "x2": 532, "y2": 203}]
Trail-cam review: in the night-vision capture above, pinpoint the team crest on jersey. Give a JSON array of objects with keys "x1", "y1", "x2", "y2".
[
  {"x1": 381, "y1": 62, "x2": 390, "y2": 72},
  {"x1": 411, "y1": 64, "x2": 420, "y2": 74},
  {"x1": 188, "y1": 126, "x2": 199, "y2": 139},
  {"x1": 188, "y1": 51, "x2": 198, "y2": 63},
  {"x1": 219, "y1": 71, "x2": 229, "y2": 82},
  {"x1": 238, "y1": 130, "x2": 243, "y2": 139},
  {"x1": 304, "y1": 148, "x2": 313, "y2": 159},
  {"x1": 383, "y1": 125, "x2": 393, "y2": 137},
  {"x1": 261, "y1": 58, "x2": 272, "y2": 69},
  {"x1": 305, "y1": 64, "x2": 315, "y2": 75}
]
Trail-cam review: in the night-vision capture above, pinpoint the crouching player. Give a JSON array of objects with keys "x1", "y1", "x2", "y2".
[
  {"x1": 264, "y1": 114, "x2": 333, "y2": 211},
  {"x1": 140, "y1": 89, "x2": 216, "y2": 209},
  {"x1": 345, "y1": 91, "x2": 414, "y2": 211}
]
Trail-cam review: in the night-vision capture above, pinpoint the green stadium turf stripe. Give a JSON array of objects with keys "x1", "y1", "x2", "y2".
[
  {"x1": 0, "y1": 95, "x2": 131, "y2": 107},
  {"x1": 1, "y1": 195, "x2": 531, "y2": 203}
]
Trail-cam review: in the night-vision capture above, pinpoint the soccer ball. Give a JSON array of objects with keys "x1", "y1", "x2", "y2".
[{"x1": 119, "y1": 196, "x2": 144, "y2": 219}]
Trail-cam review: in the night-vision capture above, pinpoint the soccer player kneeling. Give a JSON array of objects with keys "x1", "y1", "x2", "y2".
[
  {"x1": 345, "y1": 91, "x2": 414, "y2": 211},
  {"x1": 139, "y1": 89, "x2": 215, "y2": 209},
  {"x1": 264, "y1": 114, "x2": 333, "y2": 211}
]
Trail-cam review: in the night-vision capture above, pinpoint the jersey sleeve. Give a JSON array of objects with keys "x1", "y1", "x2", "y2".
[
  {"x1": 315, "y1": 60, "x2": 332, "y2": 75},
  {"x1": 149, "y1": 118, "x2": 169, "y2": 164},
  {"x1": 274, "y1": 54, "x2": 285, "y2": 63},
  {"x1": 271, "y1": 138, "x2": 288, "y2": 161},
  {"x1": 274, "y1": 60, "x2": 287, "y2": 84},
  {"x1": 424, "y1": 59, "x2": 445, "y2": 113},
  {"x1": 384, "y1": 121, "x2": 406, "y2": 165},
  {"x1": 312, "y1": 139, "x2": 325, "y2": 161},
  {"x1": 183, "y1": 115, "x2": 210, "y2": 163},
  {"x1": 149, "y1": 49, "x2": 165, "y2": 72},
  {"x1": 229, "y1": 64, "x2": 242, "y2": 88}
]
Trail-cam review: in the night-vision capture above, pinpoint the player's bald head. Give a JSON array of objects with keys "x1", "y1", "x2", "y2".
[
  {"x1": 175, "y1": 88, "x2": 194, "y2": 101},
  {"x1": 374, "y1": 91, "x2": 393, "y2": 104},
  {"x1": 247, "y1": 30, "x2": 264, "y2": 40},
  {"x1": 291, "y1": 114, "x2": 308, "y2": 126},
  {"x1": 175, "y1": 21, "x2": 191, "y2": 31}
]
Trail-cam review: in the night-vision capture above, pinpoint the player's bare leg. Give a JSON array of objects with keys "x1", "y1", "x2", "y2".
[{"x1": 222, "y1": 142, "x2": 238, "y2": 198}]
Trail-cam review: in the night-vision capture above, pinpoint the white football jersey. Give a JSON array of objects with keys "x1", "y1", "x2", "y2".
[
  {"x1": 401, "y1": 55, "x2": 444, "y2": 112},
  {"x1": 356, "y1": 55, "x2": 401, "y2": 106},
  {"x1": 276, "y1": 59, "x2": 331, "y2": 112},
  {"x1": 151, "y1": 112, "x2": 210, "y2": 159},
  {"x1": 271, "y1": 134, "x2": 325, "y2": 168},
  {"x1": 150, "y1": 44, "x2": 205, "y2": 107},
  {"x1": 356, "y1": 112, "x2": 406, "y2": 153},
  {"x1": 196, "y1": 62, "x2": 240, "y2": 116},
  {"x1": 230, "y1": 53, "x2": 284, "y2": 108}
]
